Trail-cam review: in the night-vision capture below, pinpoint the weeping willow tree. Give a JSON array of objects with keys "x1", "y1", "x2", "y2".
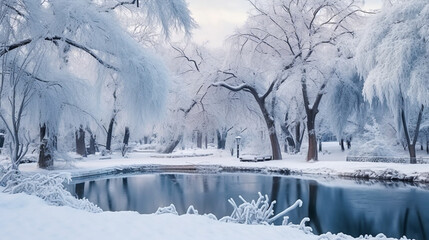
[{"x1": 0, "y1": 0, "x2": 195, "y2": 168}]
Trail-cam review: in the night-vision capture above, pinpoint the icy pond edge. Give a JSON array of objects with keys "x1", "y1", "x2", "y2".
[{"x1": 53, "y1": 163, "x2": 429, "y2": 187}]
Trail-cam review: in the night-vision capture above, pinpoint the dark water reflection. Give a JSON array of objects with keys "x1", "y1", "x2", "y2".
[{"x1": 65, "y1": 173, "x2": 429, "y2": 239}]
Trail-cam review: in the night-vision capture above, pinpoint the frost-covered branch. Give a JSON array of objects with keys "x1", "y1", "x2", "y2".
[
  {"x1": 106, "y1": 0, "x2": 137, "y2": 11},
  {"x1": 218, "y1": 193, "x2": 303, "y2": 225},
  {"x1": 154, "y1": 192, "x2": 307, "y2": 230},
  {"x1": 171, "y1": 44, "x2": 201, "y2": 72},
  {"x1": 0, "y1": 39, "x2": 32, "y2": 57},
  {"x1": 212, "y1": 82, "x2": 249, "y2": 93},
  {"x1": 0, "y1": 37, "x2": 118, "y2": 70}
]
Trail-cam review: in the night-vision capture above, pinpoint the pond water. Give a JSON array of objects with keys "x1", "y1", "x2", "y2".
[{"x1": 65, "y1": 173, "x2": 429, "y2": 239}]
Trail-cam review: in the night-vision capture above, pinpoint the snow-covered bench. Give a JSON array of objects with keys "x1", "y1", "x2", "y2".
[{"x1": 239, "y1": 155, "x2": 272, "y2": 162}]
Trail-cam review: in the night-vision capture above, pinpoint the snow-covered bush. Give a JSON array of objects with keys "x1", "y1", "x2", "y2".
[
  {"x1": 219, "y1": 192, "x2": 303, "y2": 225},
  {"x1": 155, "y1": 192, "x2": 307, "y2": 230},
  {"x1": 0, "y1": 167, "x2": 101, "y2": 213},
  {"x1": 349, "y1": 122, "x2": 400, "y2": 157}
]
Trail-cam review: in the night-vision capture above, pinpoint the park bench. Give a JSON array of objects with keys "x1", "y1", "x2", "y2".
[{"x1": 239, "y1": 155, "x2": 272, "y2": 162}]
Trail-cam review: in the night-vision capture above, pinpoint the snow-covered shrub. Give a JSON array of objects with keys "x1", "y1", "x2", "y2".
[
  {"x1": 0, "y1": 167, "x2": 101, "y2": 213},
  {"x1": 349, "y1": 122, "x2": 400, "y2": 157},
  {"x1": 219, "y1": 192, "x2": 303, "y2": 225},
  {"x1": 154, "y1": 192, "x2": 305, "y2": 228}
]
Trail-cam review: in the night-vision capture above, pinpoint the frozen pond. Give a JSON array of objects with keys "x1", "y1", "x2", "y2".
[{"x1": 65, "y1": 173, "x2": 429, "y2": 239}]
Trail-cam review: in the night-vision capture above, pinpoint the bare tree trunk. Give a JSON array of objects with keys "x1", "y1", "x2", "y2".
[
  {"x1": 346, "y1": 138, "x2": 351, "y2": 149},
  {"x1": 425, "y1": 139, "x2": 429, "y2": 154},
  {"x1": 216, "y1": 127, "x2": 232, "y2": 150},
  {"x1": 213, "y1": 80, "x2": 281, "y2": 159},
  {"x1": 340, "y1": 139, "x2": 345, "y2": 151},
  {"x1": 281, "y1": 113, "x2": 296, "y2": 153},
  {"x1": 204, "y1": 133, "x2": 208, "y2": 149},
  {"x1": 85, "y1": 127, "x2": 96, "y2": 155},
  {"x1": 121, "y1": 127, "x2": 130, "y2": 156},
  {"x1": 76, "y1": 126, "x2": 86, "y2": 157},
  {"x1": 38, "y1": 124, "x2": 53, "y2": 169},
  {"x1": 301, "y1": 68, "x2": 327, "y2": 161},
  {"x1": 319, "y1": 138, "x2": 322, "y2": 152},
  {"x1": 409, "y1": 144, "x2": 416, "y2": 163},
  {"x1": 268, "y1": 126, "x2": 282, "y2": 160},
  {"x1": 306, "y1": 113, "x2": 318, "y2": 161},
  {"x1": 196, "y1": 131, "x2": 202, "y2": 148},
  {"x1": 106, "y1": 117, "x2": 114, "y2": 151},
  {"x1": 0, "y1": 129, "x2": 4, "y2": 154},
  {"x1": 401, "y1": 105, "x2": 424, "y2": 164},
  {"x1": 258, "y1": 99, "x2": 282, "y2": 160},
  {"x1": 89, "y1": 135, "x2": 96, "y2": 154},
  {"x1": 162, "y1": 134, "x2": 183, "y2": 154},
  {"x1": 216, "y1": 130, "x2": 224, "y2": 149},
  {"x1": 294, "y1": 122, "x2": 305, "y2": 153}
]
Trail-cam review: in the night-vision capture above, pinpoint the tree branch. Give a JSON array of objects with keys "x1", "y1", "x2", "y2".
[
  {"x1": 261, "y1": 80, "x2": 276, "y2": 101},
  {"x1": 105, "y1": 0, "x2": 137, "y2": 11},
  {"x1": 0, "y1": 39, "x2": 32, "y2": 57},
  {"x1": 412, "y1": 105, "x2": 425, "y2": 145},
  {"x1": 1, "y1": 37, "x2": 118, "y2": 71},
  {"x1": 171, "y1": 44, "x2": 200, "y2": 72}
]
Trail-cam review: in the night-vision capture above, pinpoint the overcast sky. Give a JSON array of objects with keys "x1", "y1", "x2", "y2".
[{"x1": 185, "y1": 0, "x2": 383, "y2": 49}]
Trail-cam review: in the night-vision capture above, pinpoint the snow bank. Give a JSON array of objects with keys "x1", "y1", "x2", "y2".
[
  {"x1": 0, "y1": 189, "x2": 411, "y2": 240},
  {"x1": 0, "y1": 166, "x2": 101, "y2": 212}
]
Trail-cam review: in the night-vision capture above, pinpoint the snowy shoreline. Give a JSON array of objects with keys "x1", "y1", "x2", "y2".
[
  {"x1": 17, "y1": 147, "x2": 429, "y2": 185},
  {"x1": 53, "y1": 163, "x2": 429, "y2": 186},
  {"x1": 14, "y1": 147, "x2": 429, "y2": 187}
]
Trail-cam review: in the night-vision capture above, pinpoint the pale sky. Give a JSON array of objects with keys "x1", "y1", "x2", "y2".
[{"x1": 186, "y1": 0, "x2": 383, "y2": 49}]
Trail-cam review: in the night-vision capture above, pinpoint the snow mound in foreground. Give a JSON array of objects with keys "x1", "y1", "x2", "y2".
[{"x1": 0, "y1": 190, "x2": 410, "y2": 240}]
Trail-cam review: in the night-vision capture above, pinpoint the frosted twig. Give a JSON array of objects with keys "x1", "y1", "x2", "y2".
[
  {"x1": 155, "y1": 204, "x2": 178, "y2": 215},
  {"x1": 267, "y1": 199, "x2": 303, "y2": 223}
]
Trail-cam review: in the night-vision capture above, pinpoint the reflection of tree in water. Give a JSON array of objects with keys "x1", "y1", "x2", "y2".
[
  {"x1": 106, "y1": 179, "x2": 113, "y2": 210},
  {"x1": 75, "y1": 182, "x2": 85, "y2": 199},
  {"x1": 161, "y1": 174, "x2": 185, "y2": 213},
  {"x1": 399, "y1": 189, "x2": 428, "y2": 240},
  {"x1": 67, "y1": 173, "x2": 429, "y2": 239},
  {"x1": 269, "y1": 176, "x2": 281, "y2": 223},
  {"x1": 88, "y1": 180, "x2": 101, "y2": 206},
  {"x1": 308, "y1": 182, "x2": 322, "y2": 234},
  {"x1": 122, "y1": 178, "x2": 131, "y2": 209},
  {"x1": 416, "y1": 210, "x2": 427, "y2": 240}
]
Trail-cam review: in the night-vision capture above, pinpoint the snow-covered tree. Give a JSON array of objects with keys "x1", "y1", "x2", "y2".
[
  {"x1": 0, "y1": 0, "x2": 195, "y2": 167},
  {"x1": 322, "y1": 72, "x2": 367, "y2": 150},
  {"x1": 356, "y1": 0, "x2": 429, "y2": 163},
  {"x1": 215, "y1": 0, "x2": 364, "y2": 161}
]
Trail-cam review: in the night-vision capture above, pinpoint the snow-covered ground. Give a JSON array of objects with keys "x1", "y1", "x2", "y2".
[
  {"x1": 0, "y1": 189, "x2": 410, "y2": 240},
  {"x1": 1, "y1": 142, "x2": 427, "y2": 240},
  {"x1": 17, "y1": 142, "x2": 429, "y2": 183}
]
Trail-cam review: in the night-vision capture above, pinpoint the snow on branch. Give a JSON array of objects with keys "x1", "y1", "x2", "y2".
[
  {"x1": 212, "y1": 82, "x2": 249, "y2": 92},
  {"x1": 0, "y1": 37, "x2": 118, "y2": 71}
]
